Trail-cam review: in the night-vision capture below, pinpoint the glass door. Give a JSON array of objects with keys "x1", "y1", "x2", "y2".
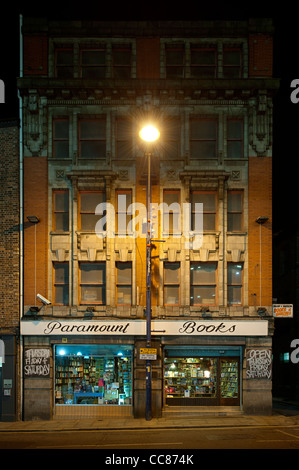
[{"x1": 219, "y1": 358, "x2": 240, "y2": 406}]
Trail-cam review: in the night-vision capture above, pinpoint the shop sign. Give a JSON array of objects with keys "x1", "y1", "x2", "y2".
[
  {"x1": 24, "y1": 348, "x2": 50, "y2": 377},
  {"x1": 21, "y1": 319, "x2": 268, "y2": 336},
  {"x1": 140, "y1": 348, "x2": 157, "y2": 360},
  {"x1": 246, "y1": 349, "x2": 272, "y2": 379},
  {"x1": 273, "y1": 304, "x2": 293, "y2": 318}
]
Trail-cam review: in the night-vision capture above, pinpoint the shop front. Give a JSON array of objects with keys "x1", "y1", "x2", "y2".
[{"x1": 164, "y1": 346, "x2": 241, "y2": 407}]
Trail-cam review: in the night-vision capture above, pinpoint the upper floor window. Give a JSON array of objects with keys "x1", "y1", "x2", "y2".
[
  {"x1": 190, "y1": 45, "x2": 217, "y2": 78},
  {"x1": 190, "y1": 262, "x2": 217, "y2": 306},
  {"x1": 227, "y1": 263, "x2": 243, "y2": 306},
  {"x1": 79, "y1": 119, "x2": 106, "y2": 159},
  {"x1": 163, "y1": 190, "x2": 180, "y2": 235},
  {"x1": 53, "y1": 190, "x2": 69, "y2": 232},
  {"x1": 191, "y1": 191, "x2": 216, "y2": 231},
  {"x1": 53, "y1": 262, "x2": 69, "y2": 305},
  {"x1": 163, "y1": 118, "x2": 180, "y2": 159},
  {"x1": 227, "y1": 191, "x2": 243, "y2": 232},
  {"x1": 116, "y1": 262, "x2": 132, "y2": 305},
  {"x1": 116, "y1": 189, "x2": 133, "y2": 236},
  {"x1": 79, "y1": 191, "x2": 105, "y2": 232},
  {"x1": 223, "y1": 48, "x2": 241, "y2": 78},
  {"x1": 79, "y1": 262, "x2": 106, "y2": 305},
  {"x1": 116, "y1": 119, "x2": 132, "y2": 159},
  {"x1": 164, "y1": 262, "x2": 180, "y2": 306},
  {"x1": 53, "y1": 118, "x2": 69, "y2": 158},
  {"x1": 112, "y1": 45, "x2": 132, "y2": 79},
  {"x1": 80, "y1": 48, "x2": 106, "y2": 79},
  {"x1": 55, "y1": 48, "x2": 74, "y2": 78},
  {"x1": 190, "y1": 119, "x2": 217, "y2": 160},
  {"x1": 165, "y1": 44, "x2": 184, "y2": 78},
  {"x1": 227, "y1": 119, "x2": 243, "y2": 159}
]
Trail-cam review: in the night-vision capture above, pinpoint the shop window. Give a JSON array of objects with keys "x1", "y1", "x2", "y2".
[
  {"x1": 165, "y1": 43, "x2": 185, "y2": 78},
  {"x1": 55, "y1": 345, "x2": 133, "y2": 406},
  {"x1": 164, "y1": 262, "x2": 180, "y2": 305},
  {"x1": 79, "y1": 119, "x2": 106, "y2": 159},
  {"x1": 223, "y1": 48, "x2": 241, "y2": 78},
  {"x1": 227, "y1": 191, "x2": 243, "y2": 232},
  {"x1": 163, "y1": 190, "x2": 180, "y2": 235},
  {"x1": 190, "y1": 119, "x2": 217, "y2": 159},
  {"x1": 79, "y1": 191, "x2": 105, "y2": 232},
  {"x1": 53, "y1": 118, "x2": 69, "y2": 158},
  {"x1": 163, "y1": 118, "x2": 180, "y2": 159},
  {"x1": 53, "y1": 190, "x2": 69, "y2": 232},
  {"x1": 116, "y1": 262, "x2": 132, "y2": 305},
  {"x1": 53, "y1": 262, "x2": 69, "y2": 305},
  {"x1": 227, "y1": 119, "x2": 243, "y2": 159},
  {"x1": 227, "y1": 263, "x2": 243, "y2": 305},
  {"x1": 190, "y1": 46, "x2": 217, "y2": 78},
  {"x1": 79, "y1": 262, "x2": 106, "y2": 305},
  {"x1": 112, "y1": 45, "x2": 132, "y2": 79},
  {"x1": 80, "y1": 48, "x2": 106, "y2": 79},
  {"x1": 191, "y1": 191, "x2": 216, "y2": 231},
  {"x1": 190, "y1": 262, "x2": 217, "y2": 305},
  {"x1": 55, "y1": 48, "x2": 74, "y2": 78},
  {"x1": 116, "y1": 119, "x2": 132, "y2": 159}
]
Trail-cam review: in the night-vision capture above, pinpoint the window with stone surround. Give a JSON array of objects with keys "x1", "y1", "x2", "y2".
[
  {"x1": 55, "y1": 48, "x2": 74, "y2": 78},
  {"x1": 190, "y1": 45, "x2": 217, "y2": 78},
  {"x1": 227, "y1": 191, "x2": 243, "y2": 232},
  {"x1": 223, "y1": 48, "x2": 242, "y2": 78},
  {"x1": 53, "y1": 190, "x2": 69, "y2": 232},
  {"x1": 53, "y1": 262, "x2": 69, "y2": 305},
  {"x1": 227, "y1": 263, "x2": 243, "y2": 305},
  {"x1": 116, "y1": 262, "x2": 132, "y2": 305},
  {"x1": 163, "y1": 190, "x2": 180, "y2": 235},
  {"x1": 190, "y1": 118, "x2": 217, "y2": 160},
  {"x1": 80, "y1": 47, "x2": 106, "y2": 79},
  {"x1": 227, "y1": 119, "x2": 243, "y2": 159},
  {"x1": 53, "y1": 118, "x2": 69, "y2": 158},
  {"x1": 112, "y1": 44, "x2": 132, "y2": 79},
  {"x1": 116, "y1": 189, "x2": 133, "y2": 236},
  {"x1": 116, "y1": 118, "x2": 132, "y2": 159},
  {"x1": 79, "y1": 191, "x2": 106, "y2": 232},
  {"x1": 164, "y1": 262, "x2": 180, "y2": 306},
  {"x1": 191, "y1": 191, "x2": 216, "y2": 231},
  {"x1": 165, "y1": 43, "x2": 185, "y2": 78},
  {"x1": 79, "y1": 262, "x2": 106, "y2": 305},
  {"x1": 190, "y1": 262, "x2": 217, "y2": 306},
  {"x1": 79, "y1": 118, "x2": 106, "y2": 159}
]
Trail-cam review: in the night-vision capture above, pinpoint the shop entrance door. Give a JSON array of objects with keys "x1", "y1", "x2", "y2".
[{"x1": 219, "y1": 358, "x2": 240, "y2": 406}]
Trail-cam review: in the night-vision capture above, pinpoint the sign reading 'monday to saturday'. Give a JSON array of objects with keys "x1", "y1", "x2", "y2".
[{"x1": 21, "y1": 320, "x2": 268, "y2": 336}]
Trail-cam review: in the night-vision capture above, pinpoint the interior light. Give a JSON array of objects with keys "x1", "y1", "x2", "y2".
[
  {"x1": 58, "y1": 349, "x2": 66, "y2": 356},
  {"x1": 77, "y1": 352, "x2": 82, "y2": 356},
  {"x1": 117, "y1": 352, "x2": 123, "y2": 356}
]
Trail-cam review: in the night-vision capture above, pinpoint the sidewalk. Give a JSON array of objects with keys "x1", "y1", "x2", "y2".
[{"x1": 1, "y1": 404, "x2": 299, "y2": 433}]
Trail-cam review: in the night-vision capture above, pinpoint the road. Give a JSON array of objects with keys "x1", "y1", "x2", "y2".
[{"x1": 1, "y1": 424, "x2": 299, "y2": 450}]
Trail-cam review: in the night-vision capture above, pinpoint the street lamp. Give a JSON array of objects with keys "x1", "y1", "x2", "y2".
[{"x1": 139, "y1": 124, "x2": 160, "y2": 421}]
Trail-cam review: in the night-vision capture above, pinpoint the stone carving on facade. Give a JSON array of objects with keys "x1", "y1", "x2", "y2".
[
  {"x1": 24, "y1": 92, "x2": 47, "y2": 156},
  {"x1": 249, "y1": 93, "x2": 273, "y2": 156}
]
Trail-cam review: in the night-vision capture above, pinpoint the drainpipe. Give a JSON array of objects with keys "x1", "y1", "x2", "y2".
[{"x1": 18, "y1": 14, "x2": 24, "y2": 420}]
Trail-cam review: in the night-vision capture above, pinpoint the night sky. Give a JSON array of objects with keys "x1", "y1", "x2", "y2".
[{"x1": 0, "y1": 1, "x2": 298, "y2": 232}]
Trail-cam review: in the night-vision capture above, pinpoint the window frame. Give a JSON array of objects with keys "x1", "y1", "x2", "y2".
[
  {"x1": 112, "y1": 44, "x2": 132, "y2": 79},
  {"x1": 190, "y1": 45, "x2": 217, "y2": 78},
  {"x1": 165, "y1": 43, "x2": 185, "y2": 79},
  {"x1": 227, "y1": 263, "x2": 243, "y2": 306},
  {"x1": 116, "y1": 118, "x2": 132, "y2": 159},
  {"x1": 80, "y1": 47, "x2": 106, "y2": 79},
  {"x1": 79, "y1": 191, "x2": 106, "y2": 232},
  {"x1": 227, "y1": 190, "x2": 243, "y2": 232},
  {"x1": 191, "y1": 190, "x2": 217, "y2": 232},
  {"x1": 79, "y1": 262, "x2": 106, "y2": 305},
  {"x1": 115, "y1": 189, "x2": 133, "y2": 236},
  {"x1": 226, "y1": 118, "x2": 244, "y2": 159},
  {"x1": 163, "y1": 189, "x2": 181, "y2": 236},
  {"x1": 53, "y1": 262, "x2": 69, "y2": 306},
  {"x1": 190, "y1": 262, "x2": 217, "y2": 306},
  {"x1": 55, "y1": 47, "x2": 74, "y2": 78},
  {"x1": 53, "y1": 118, "x2": 69, "y2": 159},
  {"x1": 164, "y1": 261, "x2": 180, "y2": 306},
  {"x1": 53, "y1": 189, "x2": 69, "y2": 232},
  {"x1": 190, "y1": 118, "x2": 218, "y2": 160},
  {"x1": 223, "y1": 47, "x2": 242, "y2": 79},
  {"x1": 116, "y1": 261, "x2": 132, "y2": 306},
  {"x1": 78, "y1": 118, "x2": 106, "y2": 160}
]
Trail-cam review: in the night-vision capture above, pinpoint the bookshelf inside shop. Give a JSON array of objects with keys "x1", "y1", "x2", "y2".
[
  {"x1": 220, "y1": 360, "x2": 239, "y2": 399},
  {"x1": 55, "y1": 355, "x2": 132, "y2": 405}
]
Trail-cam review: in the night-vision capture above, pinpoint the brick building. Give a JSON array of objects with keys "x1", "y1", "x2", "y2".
[
  {"x1": 0, "y1": 119, "x2": 19, "y2": 421},
  {"x1": 17, "y1": 17, "x2": 278, "y2": 420}
]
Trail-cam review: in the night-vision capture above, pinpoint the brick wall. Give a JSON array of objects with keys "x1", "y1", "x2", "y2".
[
  {"x1": 0, "y1": 122, "x2": 19, "y2": 331},
  {"x1": 24, "y1": 157, "x2": 48, "y2": 305},
  {"x1": 23, "y1": 36, "x2": 48, "y2": 76},
  {"x1": 136, "y1": 38, "x2": 160, "y2": 79},
  {"x1": 248, "y1": 157, "x2": 272, "y2": 307},
  {"x1": 249, "y1": 34, "x2": 273, "y2": 77}
]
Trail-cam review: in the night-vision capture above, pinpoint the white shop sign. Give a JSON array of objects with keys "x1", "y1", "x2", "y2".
[{"x1": 21, "y1": 319, "x2": 268, "y2": 336}]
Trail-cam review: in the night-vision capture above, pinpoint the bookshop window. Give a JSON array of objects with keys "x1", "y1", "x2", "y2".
[
  {"x1": 53, "y1": 190, "x2": 69, "y2": 232},
  {"x1": 165, "y1": 357, "x2": 217, "y2": 400},
  {"x1": 53, "y1": 119, "x2": 69, "y2": 158},
  {"x1": 55, "y1": 345, "x2": 133, "y2": 406}
]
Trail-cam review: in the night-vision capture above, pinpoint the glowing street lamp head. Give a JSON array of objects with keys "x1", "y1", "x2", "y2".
[{"x1": 139, "y1": 125, "x2": 160, "y2": 142}]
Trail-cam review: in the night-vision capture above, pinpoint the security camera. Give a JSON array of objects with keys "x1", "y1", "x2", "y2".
[{"x1": 37, "y1": 294, "x2": 51, "y2": 305}]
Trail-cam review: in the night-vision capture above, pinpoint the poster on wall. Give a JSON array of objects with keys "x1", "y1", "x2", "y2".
[
  {"x1": 246, "y1": 349, "x2": 272, "y2": 379},
  {"x1": 24, "y1": 348, "x2": 50, "y2": 377}
]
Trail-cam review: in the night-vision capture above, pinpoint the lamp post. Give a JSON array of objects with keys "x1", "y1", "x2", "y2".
[{"x1": 139, "y1": 124, "x2": 160, "y2": 421}]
